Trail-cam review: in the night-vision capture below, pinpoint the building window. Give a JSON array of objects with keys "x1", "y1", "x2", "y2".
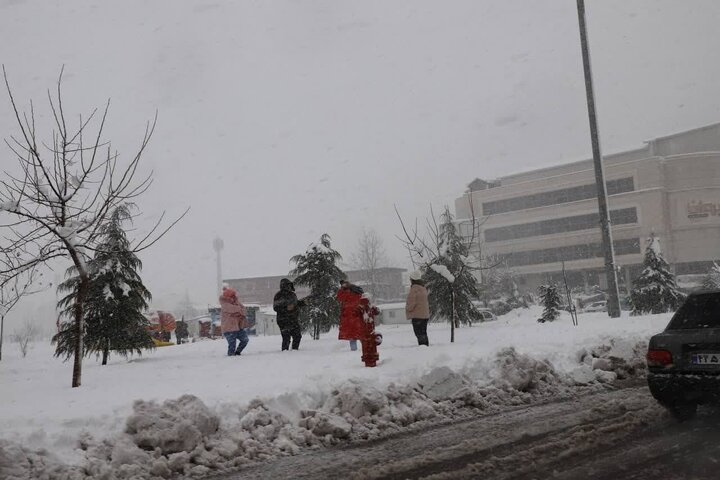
[
  {"x1": 675, "y1": 261, "x2": 720, "y2": 276},
  {"x1": 484, "y1": 208, "x2": 638, "y2": 242},
  {"x1": 482, "y1": 177, "x2": 635, "y2": 215},
  {"x1": 500, "y1": 238, "x2": 641, "y2": 267}
]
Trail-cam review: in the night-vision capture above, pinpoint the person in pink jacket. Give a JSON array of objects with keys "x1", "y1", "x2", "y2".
[{"x1": 219, "y1": 287, "x2": 249, "y2": 356}]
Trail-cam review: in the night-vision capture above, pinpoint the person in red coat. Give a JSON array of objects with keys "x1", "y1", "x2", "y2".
[{"x1": 336, "y1": 279, "x2": 365, "y2": 351}]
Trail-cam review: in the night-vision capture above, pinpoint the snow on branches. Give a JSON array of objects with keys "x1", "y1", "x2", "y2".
[
  {"x1": 430, "y1": 264, "x2": 455, "y2": 284},
  {"x1": 630, "y1": 235, "x2": 684, "y2": 315},
  {"x1": 0, "y1": 68, "x2": 185, "y2": 387}
]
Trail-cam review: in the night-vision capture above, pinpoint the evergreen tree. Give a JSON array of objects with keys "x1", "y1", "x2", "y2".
[
  {"x1": 290, "y1": 234, "x2": 345, "y2": 340},
  {"x1": 630, "y1": 235, "x2": 684, "y2": 315},
  {"x1": 537, "y1": 284, "x2": 562, "y2": 323},
  {"x1": 424, "y1": 208, "x2": 483, "y2": 342},
  {"x1": 702, "y1": 262, "x2": 720, "y2": 291},
  {"x1": 53, "y1": 205, "x2": 154, "y2": 364}
]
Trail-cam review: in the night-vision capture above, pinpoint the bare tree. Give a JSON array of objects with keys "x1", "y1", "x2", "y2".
[
  {"x1": 350, "y1": 228, "x2": 389, "y2": 301},
  {"x1": 0, "y1": 67, "x2": 186, "y2": 387},
  {"x1": 11, "y1": 319, "x2": 38, "y2": 358},
  {"x1": 0, "y1": 258, "x2": 44, "y2": 362},
  {"x1": 395, "y1": 197, "x2": 496, "y2": 273},
  {"x1": 395, "y1": 199, "x2": 500, "y2": 342}
]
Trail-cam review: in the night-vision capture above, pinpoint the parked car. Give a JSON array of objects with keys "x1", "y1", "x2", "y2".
[
  {"x1": 582, "y1": 301, "x2": 607, "y2": 313},
  {"x1": 646, "y1": 291, "x2": 720, "y2": 420},
  {"x1": 478, "y1": 309, "x2": 497, "y2": 322}
]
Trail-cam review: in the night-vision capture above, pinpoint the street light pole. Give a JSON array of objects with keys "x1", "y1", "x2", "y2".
[
  {"x1": 212, "y1": 237, "x2": 224, "y2": 295},
  {"x1": 576, "y1": 0, "x2": 621, "y2": 318}
]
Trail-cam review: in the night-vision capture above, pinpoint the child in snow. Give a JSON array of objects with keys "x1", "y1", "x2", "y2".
[
  {"x1": 219, "y1": 287, "x2": 249, "y2": 356},
  {"x1": 273, "y1": 278, "x2": 307, "y2": 351},
  {"x1": 359, "y1": 293, "x2": 381, "y2": 367},
  {"x1": 406, "y1": 270, "x2": 430, "y2": 346},
  {"x1": 336, "y1": 279, "x2": 365, "y2": 351}
]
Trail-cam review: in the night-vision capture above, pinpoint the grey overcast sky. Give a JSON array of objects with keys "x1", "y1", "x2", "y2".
[{"x1": 1, "y1": 0, "x2": 719, "y2": 321}]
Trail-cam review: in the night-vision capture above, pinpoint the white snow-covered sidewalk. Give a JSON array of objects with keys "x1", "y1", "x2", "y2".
[{"x1": 0, "y1": 308, "x2": 670, "y2": 479}]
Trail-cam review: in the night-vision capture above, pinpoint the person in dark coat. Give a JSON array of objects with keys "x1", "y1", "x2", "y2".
[
  {"x1": 175, "y1": 319, "x2": 189, "y2": 344},
  {"x1": 273, "y1": 278, "x2": 307, "y2": 351}
]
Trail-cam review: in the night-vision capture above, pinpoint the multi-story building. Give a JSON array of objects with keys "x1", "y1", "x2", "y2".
[
  {"x1": 224, "y1": 267, "x2": 407, "y2": 305},
  {"x1": 455, "y1": 123, "x2": 720, "y2": 293}
]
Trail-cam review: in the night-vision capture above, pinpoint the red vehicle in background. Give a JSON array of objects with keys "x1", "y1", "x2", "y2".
[{"x1": 146, "y1": 311, "x2": 177, "y2": 345}]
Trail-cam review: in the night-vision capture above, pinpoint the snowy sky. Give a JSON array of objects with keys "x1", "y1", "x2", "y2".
[{"x1": 1, "y1": 0, "x2": 719, "y2": 326}]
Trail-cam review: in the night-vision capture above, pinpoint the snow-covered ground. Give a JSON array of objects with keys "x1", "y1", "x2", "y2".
[{"x1": 0, "y1": 307, "x2": 670, "y2": 479}]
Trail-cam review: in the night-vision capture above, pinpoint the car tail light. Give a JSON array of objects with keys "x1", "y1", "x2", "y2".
[{"x1": 647, "y1": 349, "x2": 673, "y2": 367}]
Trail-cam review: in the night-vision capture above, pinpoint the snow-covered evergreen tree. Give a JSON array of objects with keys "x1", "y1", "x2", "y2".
[
  {"x1": 424, "y1": 208, "x2": 482, "y2": 342},
  {"x1": 53, "y1": 205, "x2": 154, "y2": 364},
  {"x1": 537, "y1": 284, "x2": 562, "y2": 323},
  {"x1": 630, "y1": 235, "x2": 684, "y2": 315},
  {"x1": 290, "y1": 234, "x2": 345, "y2": 340},
  {"x1": 702, "y1": 262, "x2": 720, "y2": 291}
]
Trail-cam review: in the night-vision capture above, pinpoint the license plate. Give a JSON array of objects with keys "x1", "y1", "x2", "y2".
[{"x1": 691, "y1": 353, "x2": 720, "y2": 365}]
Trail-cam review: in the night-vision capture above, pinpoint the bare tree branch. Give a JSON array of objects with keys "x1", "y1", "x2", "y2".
[{"x1": 0, "y1": 68, "x2": 185, "y2": 386}]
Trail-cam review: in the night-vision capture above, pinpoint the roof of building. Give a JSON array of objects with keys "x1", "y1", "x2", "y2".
[
  {"x1": 646, "y1": 121, "x2": 720, "y2": 142},
  {"x1": 479, "y1": 122, "x2": 720, "y2": 186}
]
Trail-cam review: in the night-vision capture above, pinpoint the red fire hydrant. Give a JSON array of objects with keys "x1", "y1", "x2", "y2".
[{"x1": 360, "y1": 299, "x2": 381, "y2": 367}]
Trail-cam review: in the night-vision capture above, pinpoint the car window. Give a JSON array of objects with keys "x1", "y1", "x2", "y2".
[{"x1": 667, "y1": 293, "x2": 720, "y2": 329}]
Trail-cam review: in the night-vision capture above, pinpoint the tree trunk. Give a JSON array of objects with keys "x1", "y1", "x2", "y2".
[
  {"x1": 72, "y1": 276, "x2": 88, "y2": 387},
  {"x1": 70, "y1": 249, "x2": 89, "y2": 388},
  {"x1": 450, "y1": 291, "x2": 455, "y2": 343},
  {"x1": 0, "y1": 314, "x2": 4, "y2": 362},
  {"x1": 102, "y1": 341, "x2": 109, "y2": 365}
]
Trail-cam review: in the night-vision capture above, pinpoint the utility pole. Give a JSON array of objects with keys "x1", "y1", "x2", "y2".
[
  {"x1": 576, "y1": 0, "x2": 621, "y2": 318},
  {"x1": 213, "y1": 237, "x2": 224, "y2": 295}
]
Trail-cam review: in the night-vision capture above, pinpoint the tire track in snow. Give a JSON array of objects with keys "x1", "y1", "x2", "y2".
[
  {"x1": 551, "y1": 411, "x2": 720, "y2": 480},
  {"x1": 365, "y1": 386, "x2": 659, "y2": 480},
  {"x1": 379, "y1": 391, "x2": 720, "y2": 480},
  {"x1": 216, "y1": 385, "x2": 665, "y2": 480}
]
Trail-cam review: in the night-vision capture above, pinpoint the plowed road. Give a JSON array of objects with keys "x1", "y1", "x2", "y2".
[{"x1": 215, "y1": 386, "x2": 720, "y2": 479}]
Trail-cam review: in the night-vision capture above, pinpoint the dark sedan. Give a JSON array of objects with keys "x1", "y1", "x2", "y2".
[{"x1": 647, "y1": 291, "x2": 720, "y2": 420}]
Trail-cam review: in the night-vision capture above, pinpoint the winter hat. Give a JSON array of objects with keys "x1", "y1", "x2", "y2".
[
  {"x1": 222, "y1": 286, "x2": 237, "y2": 299},
  {"x1": 409, "y1": 270, "x2": 423, "y2": 281}
]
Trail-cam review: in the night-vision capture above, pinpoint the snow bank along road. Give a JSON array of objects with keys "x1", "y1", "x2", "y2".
[
  {"x1": 215, "y1": 384, "x2": 720, "y2": 480},
  {"x1": 0, "y1": 310, "x2": 681, "y2": 478}
]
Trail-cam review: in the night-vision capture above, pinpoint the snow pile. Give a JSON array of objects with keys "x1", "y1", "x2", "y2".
[
  {"x1": 575, "y1": 338, "x2": 647, "y2": 384},
  {"x1": 489, "y1": 347, "x2": 562, "y2": 393},
  {"x1": 126, "y1": 395, "x2": 220, "y2": 454},
  {"x1": 0, "y1": 338, "x2": 651, "y2": 480},
  {"x1": 309, "y1": 380, "x2": 446, "y2": 440},
  {"x1": 0, "y1": 310, "x2": 669, "y2": 479},
  {"x1": 0, "y1": 439, "x2": 71, "y2": 480}
]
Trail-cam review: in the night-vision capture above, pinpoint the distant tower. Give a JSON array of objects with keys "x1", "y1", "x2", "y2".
[{"x1": 213, "y1": 237, "x2": 224, "y2": 295}]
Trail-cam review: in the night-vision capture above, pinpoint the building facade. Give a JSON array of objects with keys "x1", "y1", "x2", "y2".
[
  {"x1": 224, "y1": 267, "x2": 407, "y2": 305},
  {"x1": 455, "y1": 123, "x2": 720, "y2": 293}
]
